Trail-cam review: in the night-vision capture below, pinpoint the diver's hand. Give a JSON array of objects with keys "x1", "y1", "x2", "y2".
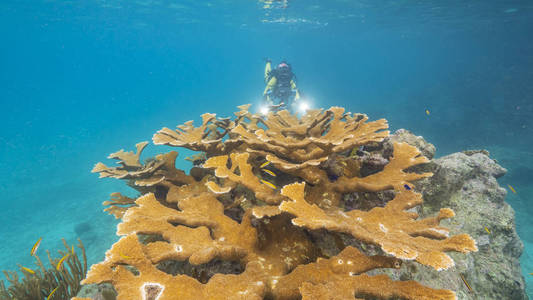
[{"x1": 293, "y1": 89, "x2": 301, "y2": 101}]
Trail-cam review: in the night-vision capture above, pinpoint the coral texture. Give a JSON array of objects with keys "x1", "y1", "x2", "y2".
[{"x1": 86, "y1": 106, "x2": 478, "y2": 299}]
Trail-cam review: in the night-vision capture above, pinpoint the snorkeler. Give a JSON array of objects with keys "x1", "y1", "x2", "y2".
[{"x1": 262, "y1": 59, "x2": 301, "y2": 110}]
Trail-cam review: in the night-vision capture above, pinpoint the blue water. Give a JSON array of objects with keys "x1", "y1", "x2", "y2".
[{"x1": 1, "y1": 0, "x2": 532, "y2": 297}]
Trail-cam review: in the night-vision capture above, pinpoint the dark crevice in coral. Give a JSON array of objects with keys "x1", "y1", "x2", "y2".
[
  {"x1": 234, "y1": 166, "x2": 241, "y2": 176},
  {"x1": 303, "y1": 230, "x2": 347, "y2": 259},
  {"x1": 153, "y1": 185, "x2": 182, "y2": 211},
  {"x1": 112, "y1": 264, "x2": 140, "y2": 276},
  {"x1": 224, "y1": 206, "x2": 245, "y2": 223},
  {"x1": 304, "y1": 229, "x2": 388, "y2": 261},
  {"x1": 154, "y1": 184, "x2": 169, "y2": 202},
  {"x1": 355, "y1": 292, "x2": 403, "y2": 300},
  {"x1": 342, "y1": 190, "x2": 395, "y2": 212},
  {"x1": 359, "y1": 154, "x2": 389, "y2": 177},
  {"x1": 218, "y1": 185, "x2": 259, "y2": 224},
  {"x1": 138, "y1": 233, "x2": 168, "y2": 244},
  {"x1": 156, "y1": 259, "x2": 244, "y2": 284},
  {"x1": 262, "y1": 294, "x2": 275, "y2": 300},
  {"x1": 167, "y1": 222, "x2": 215, "y2": 239},
  {"x1": 225, "y1": 157, "x2": 233, "y2": 169},
  {"x1": 408, "y1": 232, "x2": 446, "y2": 240},
  {"x1": 190, "y1": 166, "x2": 210, "y2": 181}
]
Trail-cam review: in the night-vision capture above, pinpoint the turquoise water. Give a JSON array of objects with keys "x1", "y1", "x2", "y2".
[{"x1": 0, "y1": 0, "x2": 532, "y2": 297}]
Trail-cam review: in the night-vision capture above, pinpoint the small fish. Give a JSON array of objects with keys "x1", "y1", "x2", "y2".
[
  {"x1": 21, "y1": 266, "x2": 35, "y2": 274},
  {"x1": 425, "y1": 109, "x2": 430, "y2": 115},
  {"x1": 403, "y1": 184, "x2": 411, "y2": 191},
  {"x1": 71, "y1": 245, "x2": 75, "y2": 255},
  {"x1": 260, "y1": 179, "x2": 277, "y2": 189},
  {"x1": 46, "y1": 287, "x2": 58, "y2": 300},
  {"x1": 529, "y1": 272, "x2": 533, "y2": 275},
  {"x1": 119, "y1": 252, "x2": 132, "y2": 259},
  {"x1": 328, "y1": 174, "x2": 339, "y2": 182},
  {"x1": 262, "y1": 169, "x2": 277, "y2": 177},
  {"x1": 484, "y1": 227, "x2": 491, "y2": 234},
  {"x1": 260, "y1": 161, "x2": 270, "y2": 168},
  {"x1": 460, "y1": 274, "x2": 473, "y2": 293},
  {"x1": 30, "y1": 237, "x2": 42, "y2": 256},
  {"x1": 508, "y1": 184, "x2": 516, "y2": 194},
  {"x1": 349, "y1": 147, "x2": 358, "y2": 157},
  {"x1": 56, "y1": 253, "x2": 69, "y2": 271}
]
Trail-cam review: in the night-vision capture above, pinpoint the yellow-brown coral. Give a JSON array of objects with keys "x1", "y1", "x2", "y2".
[{"x1": 85, "y1": 105, "x2": 477, "y2": 299}]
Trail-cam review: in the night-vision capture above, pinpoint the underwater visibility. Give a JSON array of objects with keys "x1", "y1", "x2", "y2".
[{"x1": 1, "y1": 0, "x2": 532, "y2": 299}]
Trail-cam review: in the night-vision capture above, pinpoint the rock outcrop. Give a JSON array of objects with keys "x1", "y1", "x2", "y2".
[{"x1": 391, "y1": 131, "x2": 527, "y2": 300}]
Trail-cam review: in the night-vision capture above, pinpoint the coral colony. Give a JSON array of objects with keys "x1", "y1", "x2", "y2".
[{"x1": 78, "y1": 105, "x2": 477, "y2": 300}]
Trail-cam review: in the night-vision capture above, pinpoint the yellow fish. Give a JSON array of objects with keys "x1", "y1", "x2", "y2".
[
  {"x1": 30, "y1": 237, "x2": 42, "y2": 256},
  {"x1": 262, "y1": 169, "x2": 276, "y2": 177},
  {"x1": 56, "y1": 253, "x2": 69, "y2": 271},
  {"x1": 21, "y1": 266, "x2": 35, "y2": 274},
  {"x1": 260, "y1": 179, "x2": 277, "y2": 189},
  {"x1": 71, "y1": 245, "x2": 75, "y2": 255},
  {"x1": 508, "y1": 184, "x2": 516, "y2": 194},
  {"x1": 260, "y1": 161, "x2": 270, "y2": 168},
  {"x1": 425, "y1": 109, "x2": 430, "y2": 115},
  {"x1": 119, "y1": 252, "x2": 132, "y2": 259},
  {"x1": 46, "y1": 287, "x2": 58, "y2": 300},
  {"x1": 460, "y1": 274, "x2": 473, "y2": 293},
  {"x1": 484, "y1": 227, "x2": 491, "y2": 234},
  {"x1": 529, "y1": 272, "x2": 533, "y2": 275}
]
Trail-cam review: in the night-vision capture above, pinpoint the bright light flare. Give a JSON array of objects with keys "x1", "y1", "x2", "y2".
[
  {"x1": 298, "y1": 101, "x2": 310, "y2": 113},
  {"x1": 260, "y1": 106, "x2": 269, "y2": 115}
]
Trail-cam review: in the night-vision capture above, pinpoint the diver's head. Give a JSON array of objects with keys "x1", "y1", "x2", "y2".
[{"x1": 277, "y1": 61, "x2": 289, "y2": 69}]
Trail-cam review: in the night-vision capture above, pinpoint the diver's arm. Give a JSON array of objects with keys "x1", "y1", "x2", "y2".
[
  {"x1": 290, "y1": 79, "x2": 301, "y2": 100},
  {"x1": 264, "y1": 76, "x2": 277, "y2": 96},
  {"x1": 264, "y1": 61, "x2": 272, "y2": 83}
]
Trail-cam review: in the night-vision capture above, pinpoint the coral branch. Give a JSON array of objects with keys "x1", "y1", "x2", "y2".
[
  {"x1": 83, "y1": 234, "x2": 266, "y2": 300},
  {"x1": 153, "y1": 113, "x2": 239, "y2": 154},
  {"x1": 88, "y1": 105, "x2": 479, "y2": 299},
  {"x1": 103, "y1": 192, "x2": 137, "y2": 219},
  {"x1": 92, "y1": 144, "x2": 194, "y2": 188},
  {"x1": 333, "y1": 142, "x2": 433, "y2": 192},
  {"x1": 203, "y1": 153, "x2": 285, "y2": 205},
  {"x1": 230, "y1": 107, "x2": 388, "y2": 169},
  {"x1": 280, "y1": 182, "x2": 477, "y2": 271},
  {"x1": 118, "y1": 192, "x2": 256, "y2": 265},
  {"x1": 275, "y1": 246, "x2": 455, "y2": 300}
]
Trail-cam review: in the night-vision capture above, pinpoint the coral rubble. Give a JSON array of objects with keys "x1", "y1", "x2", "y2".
[{"x1": 86, "y1": 106, "x2": 478, "y2": 299}]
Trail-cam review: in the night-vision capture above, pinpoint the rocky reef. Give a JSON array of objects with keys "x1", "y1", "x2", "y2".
[{"x1": 75, "y1": 105, "x2": 526, "y2": 299}]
